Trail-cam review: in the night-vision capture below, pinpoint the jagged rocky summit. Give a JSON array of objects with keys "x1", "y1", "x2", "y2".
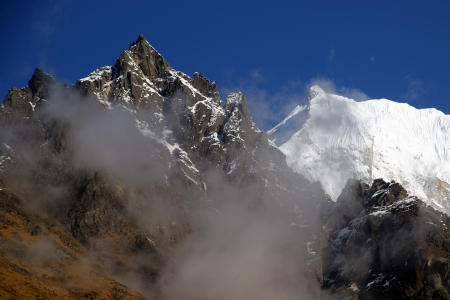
[{"x1": 0, "y1": 34, "x2": 327, "y2": 299}]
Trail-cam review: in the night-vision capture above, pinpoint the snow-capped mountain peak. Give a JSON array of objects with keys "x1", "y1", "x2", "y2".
[
  {"x1": 268, "y1": 85, "x2": 450, "y2": 212},
  {"x1": 306, "y1": 84, "x2": 326, "y2": 100}
]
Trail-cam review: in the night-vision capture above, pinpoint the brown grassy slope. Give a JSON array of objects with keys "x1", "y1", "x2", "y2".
[{"x1": 0, "y1": 181, "x2": 151, "y2": 300}]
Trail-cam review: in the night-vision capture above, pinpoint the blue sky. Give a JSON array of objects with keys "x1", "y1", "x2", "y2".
[{"x1": 1, "y1": 0, "x2": 449, "y2": 130}]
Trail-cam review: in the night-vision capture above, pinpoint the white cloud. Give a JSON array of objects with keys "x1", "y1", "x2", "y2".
[
  {"x1": 221, "y1": 72, "x2": 370, "y2": 131},
  {"x1": 250, "y1": 69, "x2": 263, "y2": 81},
  {"x1": 221, "y1": 71, "x2": 305, "y2": 131},
  {"x1": 31, "y1": 0, "x2": 67, "y2": 40},
  {"x1": 403, "y1": 75, "x2": 429, "y2": 101},
  {"x1": 307, "y1": 77, "x2": 370, "y2": 102},
  {"x1": 308, "y1": 77, "x2": 338, "y2": 94},
  {"x1": 340, "y1": 87, "x2": 371, "y2": 102},
  {"x1": 328, "y1": 46, "x2": 335, "y2": 63}
]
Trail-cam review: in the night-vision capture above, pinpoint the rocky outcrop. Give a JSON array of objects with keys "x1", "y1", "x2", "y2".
[
  {"x1": 323, "y1": 178, "x2": 450, "y2": 299},
  {"x1": 425, "y1": 177, "x2": 450, "y2": 211},
  {"x1": 28, "y1": 68, "x2": 59, "y2": 98},
  {"x1": 192, "y1": 72, "x2": 220, "y2": 103},
  {"x1": 129, "y1": 34, "x2": 171, "y2": 80}
]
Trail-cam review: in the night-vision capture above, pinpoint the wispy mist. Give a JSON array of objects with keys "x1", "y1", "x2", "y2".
[
  {"x1": 0, "y1": 68, "x2": 331, "y2": 299},
  {"x1": 221, "y1": 72, "x2": 370, "y2": 131},
  {"x1": 158, "y1": 201, "x2": 317, "y2": 300},
  {"x1": 307, "y1": 77, "x2": 370, "y2": 102},
  {"x1": 41, "y1": 87, "x2": 170, "y2": 185}
]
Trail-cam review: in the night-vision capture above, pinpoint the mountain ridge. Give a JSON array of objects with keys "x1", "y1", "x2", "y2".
[
  {"x1": 0, "y1": 34, "x2": 328, "y2": 299},
  {"x1": 268, "y1": 85, "x2": 450, "y2": 213}
]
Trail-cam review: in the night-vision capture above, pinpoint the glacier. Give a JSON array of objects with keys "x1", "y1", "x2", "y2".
[{"x1": 268, "y1": 85, "x2": 450, "y2": 212}]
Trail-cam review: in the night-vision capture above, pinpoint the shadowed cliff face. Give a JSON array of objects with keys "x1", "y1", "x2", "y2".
[
  {"x1": 0, "y1": 35, "x2": 329, "y2": 299},
  {"x1": 323, "y1": 179, "x2": 450, "y2": 300}
]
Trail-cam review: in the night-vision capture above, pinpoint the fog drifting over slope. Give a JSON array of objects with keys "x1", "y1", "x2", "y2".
[{"x1": 0, "y1": 68, "x2": 327, "y2": 299}]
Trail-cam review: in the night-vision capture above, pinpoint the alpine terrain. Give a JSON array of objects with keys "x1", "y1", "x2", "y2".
[
  {"x1": 0, "y1": 35, "x2": 449, "y2": 299},
  {"x1": 269, "y1": 85, "x2": 450, "y2": 212}
]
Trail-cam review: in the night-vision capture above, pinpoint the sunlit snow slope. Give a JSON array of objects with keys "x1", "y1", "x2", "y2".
[{"x1": 268, "y1": 85, "x2": 450, "y2": 212}]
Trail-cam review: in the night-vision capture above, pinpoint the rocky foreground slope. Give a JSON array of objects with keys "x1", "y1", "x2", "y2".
[{"x1": 1, "y1": 35, "x2": 450, "y2": 299}]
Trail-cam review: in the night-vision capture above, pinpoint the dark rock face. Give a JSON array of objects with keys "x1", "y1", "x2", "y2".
[
  {"x1": 68, "y1": 175, "x2": 127, "y2": 246},
  {"x1": 28, "y1": 68, "x2": 59, "y2": 97},
  {"x1": 129, "y1": 34, "x2": 171, "y2": 80},
  {"x1": 0, "y1": 86, "x2": 44, "y2": 146},
  {"x1": 323, "y1": 178, "x2": 450, "y2": 299}
]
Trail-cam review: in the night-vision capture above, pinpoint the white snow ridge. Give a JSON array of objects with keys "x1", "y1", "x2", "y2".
[{"x1": 268, "y1": 85, "x2": 450, "y2": 213}]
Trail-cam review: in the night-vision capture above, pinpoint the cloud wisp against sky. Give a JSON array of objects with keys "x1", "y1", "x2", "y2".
[
  {"x1": 402, "y1": 75, "x2": 432, "y2": 103},
  {"x1": 308, "y1": 77, "x2": 370, "y2": 102},
  {"x1": 328, "y1": 46, "x2": 335, "y2": 63},
  {"x1": 221, "y1": 71, "x2": 371, "y2": 131}
]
